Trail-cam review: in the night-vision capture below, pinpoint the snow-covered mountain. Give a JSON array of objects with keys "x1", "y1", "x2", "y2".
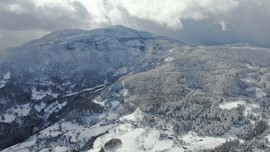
[{"x1": 1, "y1": 25, "x2": 270, "y2": 151}]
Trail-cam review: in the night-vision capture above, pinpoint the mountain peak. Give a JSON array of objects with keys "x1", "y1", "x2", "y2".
[{"x1": 110, "y1": 24, "x2": 130, "y2": 29}]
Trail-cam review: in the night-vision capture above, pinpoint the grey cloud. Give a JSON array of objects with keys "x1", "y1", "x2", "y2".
[
  {"x1": 0, "y1": 0, "x2": 94, "y2": 50},
  {"x1": 0, "y1": 0, "x2": 92, "y2": 31},
  {"x1": 109, "y1": 0, "x2": 270, "y2": 47},
  {"x1": 181, "y1": 0, "x2": 270, "y2": 47}
]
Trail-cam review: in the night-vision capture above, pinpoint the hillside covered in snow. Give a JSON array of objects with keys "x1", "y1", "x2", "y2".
[{"x1": 1, "y1": 25, "x2": 270, "y2": 151}]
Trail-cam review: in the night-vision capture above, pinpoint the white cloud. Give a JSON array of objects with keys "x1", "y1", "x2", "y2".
[
  {"x1": 220, "y1": 21, "x2": 227, "y2": 31},
  {"x1": 21, "y1": 0, "x2": 239, "y2": 29},
  {"x1": 8, "y1": 3, "x2": 26, "y2": 14},
  {"x1": 79, "y1": 0, "x2": 239, "y2": 29}
]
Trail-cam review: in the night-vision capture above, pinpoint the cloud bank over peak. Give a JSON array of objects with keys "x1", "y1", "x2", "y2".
[
  {"x1": 0, "y1": 0, "x2": 269, "y2": 50},
  {"x1": 105, "y1": 0, "x2": 239, "y2": 29}
]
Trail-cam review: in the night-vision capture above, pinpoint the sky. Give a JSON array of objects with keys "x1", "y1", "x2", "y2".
[{"x1": 0, "y1": 0, "x2": 270, "y2": 50}]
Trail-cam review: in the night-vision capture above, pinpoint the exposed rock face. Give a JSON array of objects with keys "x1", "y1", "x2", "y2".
[{"x1": 1, "y1": 26, "x2": 270, "y2": 151}]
